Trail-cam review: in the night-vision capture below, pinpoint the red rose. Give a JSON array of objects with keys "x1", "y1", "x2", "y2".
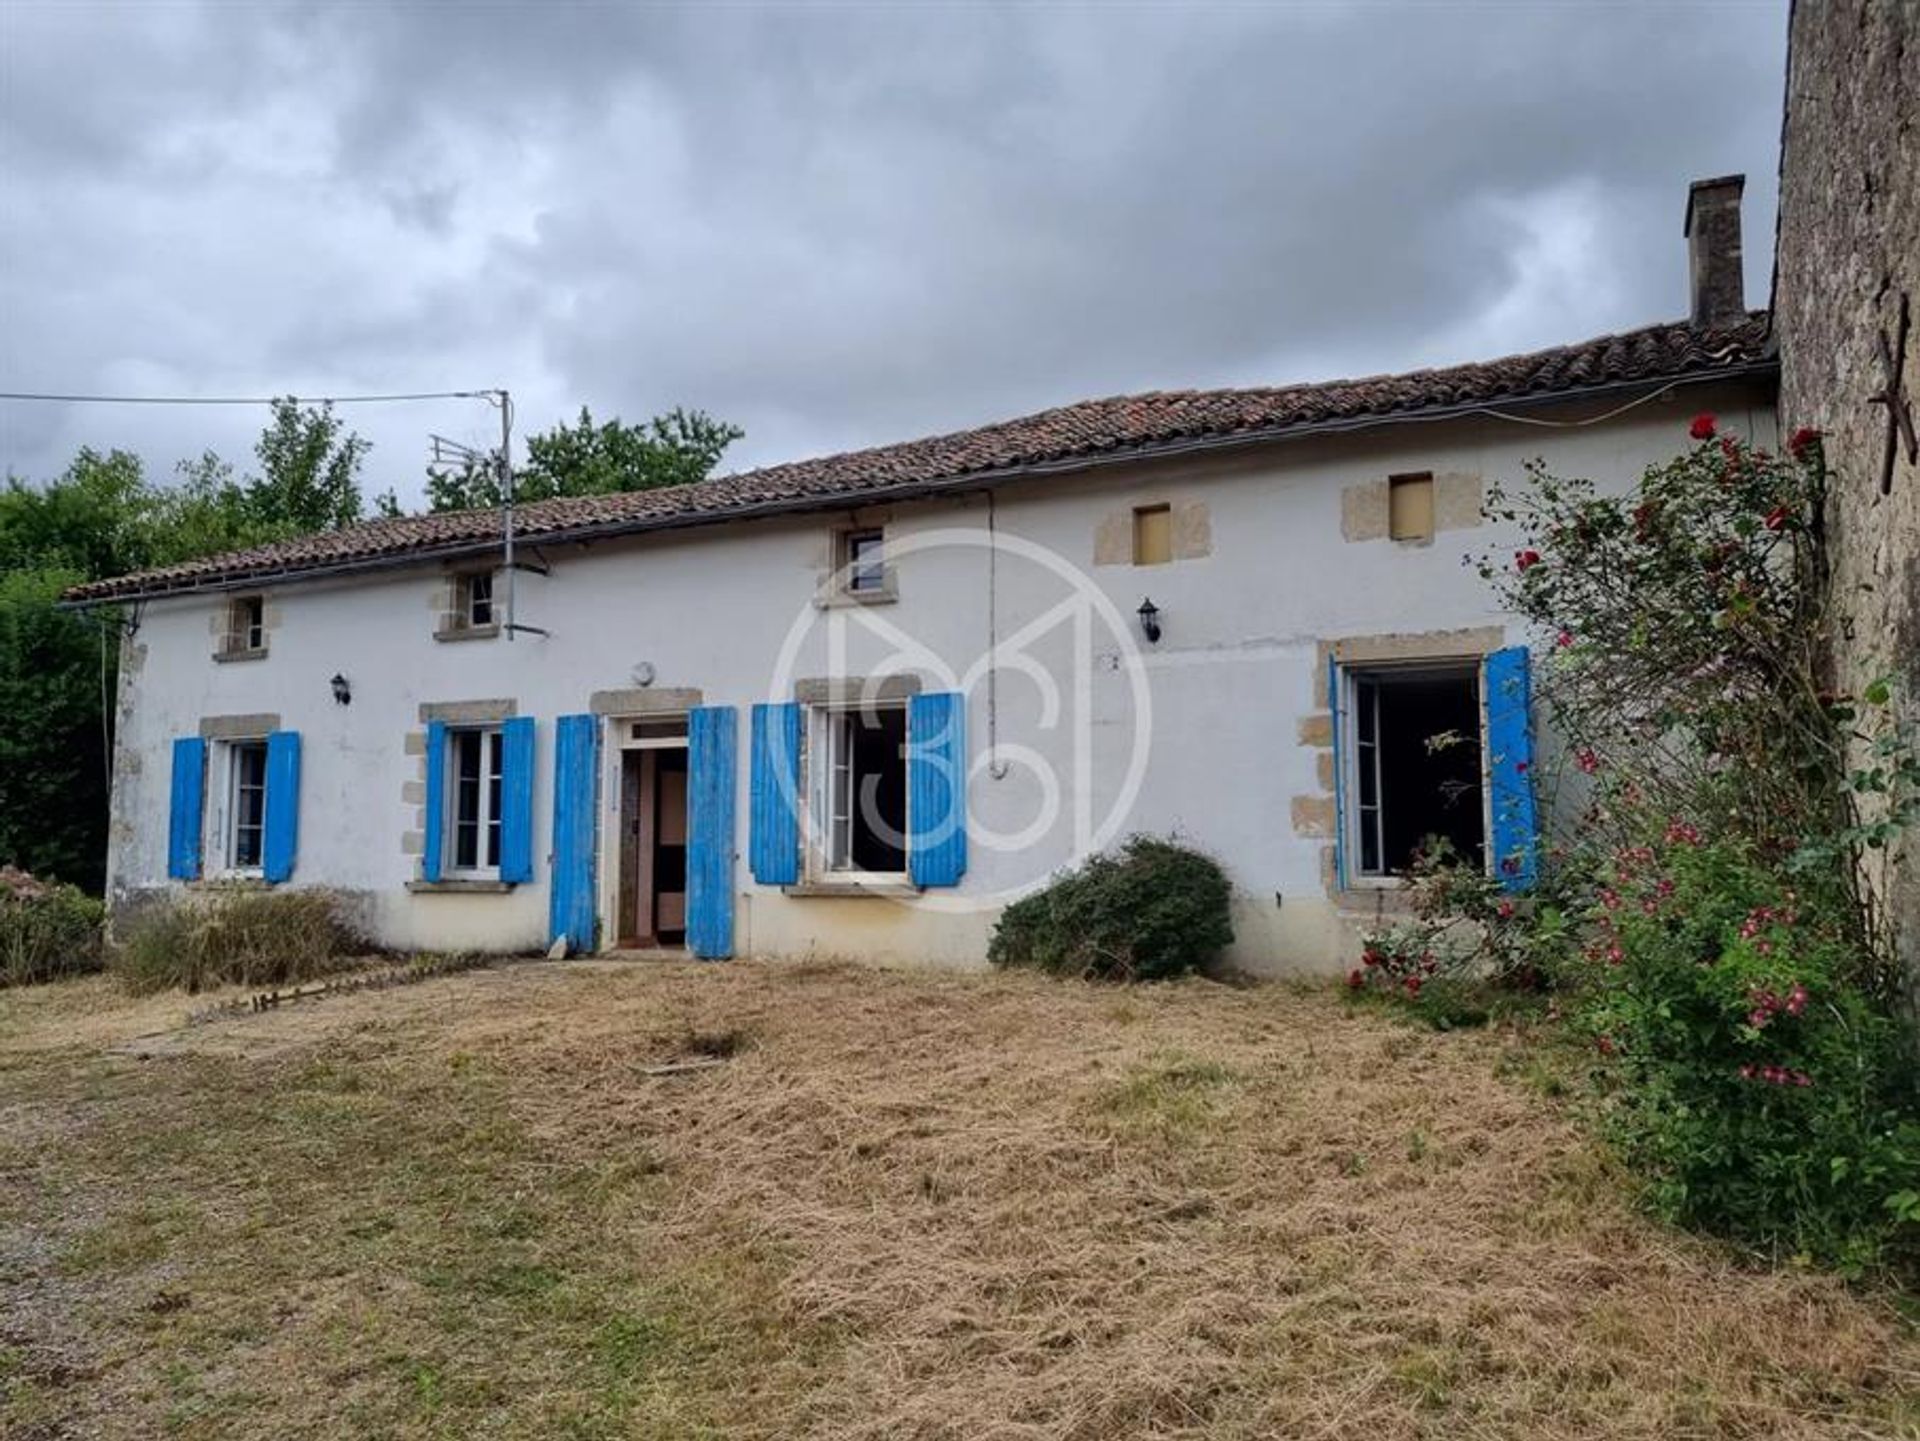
[
  {"x1": 1689, "y1": 413, "x2": 1717, "y2": 441},
  {"x1": 1515, "y1": 549, "x2": 1542, "y2": 572},
  {"x1": 1556, "y1": 629, "x2": 1574, "y2": 648},
  {"x1": 1346, "y1": 968, "x2": 1364, "y2": 990},
  {"x1": 1787, "y1": 426, "x2": 1821, "y2": 458},
  {"x1": 1763, "y1": 505, "x2": 1790, "y2": 532}
]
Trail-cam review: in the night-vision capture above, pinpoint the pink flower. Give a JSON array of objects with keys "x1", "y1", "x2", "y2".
[
  {"x1": 1786, "y1": 984, "x2": 1807, "y2": 1017},
  {"x1": 1556, "y1": 629, "x2": 1574, "y2": 648},
  {"x1": 1738, "y1": 1064, "x2": 1756, "y2": 1081},
  {"x1": 1576, "y1": 748, "x2": 1600, "y2": 774},
  {"x1": 1596, "y1": 1035, "x2": 1616, "y2": 1056},
  {"x1": 1515, "y1": 549, "x2": 1542, "y2": 572},
  {"x1": 1763, "y1": 505, "x2": 1790, "y2": 532},
  {"x1": 1347, "y1": 968, "x2": 1365, "y2": 990},
  {"x1": 1689, "y1": 413, "x2": 1718, "y2": 441},
  {"x1": 1403, "y1": 975, "x2": 1423, "y2": 997},
  {"x1": 1787, "y1": 426, "x2": 1822, "y2": 459},
  {"x1": 1497, "y1": 900, "x2": 1516, "y2": 920}
]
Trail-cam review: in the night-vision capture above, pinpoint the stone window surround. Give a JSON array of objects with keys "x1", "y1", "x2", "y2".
[
  {"x1": 1294, "y1": 627, "x2": 1504, "y2": 900},
  {"x1": 1341, "y1": 471, "x2": 1483, "y2": 546},
  {"x1": 211, "y1": 593, "x2": 279, "y2": 662},
  {"x1": 817, "y1": 516, "x2": 899, "y2": 608},
  {"x1": 402, "y1": 698, "x2": 519, "y2": 885},
  {"x1": 432, "y1": 566, "x2": 503, "y2": 642},
  {"x1": 1093, "y1": 498, "x2": 1212, "y2": 567}
]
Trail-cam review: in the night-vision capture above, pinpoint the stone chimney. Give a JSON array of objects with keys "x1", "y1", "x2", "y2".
[{"x1": 1684, "y1": 174, "x2": 1747, "y2": 329}]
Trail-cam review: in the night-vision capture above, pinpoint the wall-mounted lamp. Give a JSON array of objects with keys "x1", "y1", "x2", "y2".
[
  {"x1": 330, "y1": 673, "x2": 352, "y2": 706},
  {"x1": 1136, "y1": 597, "x2": 1162, "y2": 645}
]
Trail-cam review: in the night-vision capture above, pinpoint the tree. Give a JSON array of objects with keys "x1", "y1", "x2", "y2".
[
  {"x1": 0, "y1": 403, "x2": 375, "y2": 893},
  {"x1": 247, "y1": 398, "x2": 370, "y2": 532},
  {"x1": 425, "y1": 406, "x2": 742, "y2": 512}
]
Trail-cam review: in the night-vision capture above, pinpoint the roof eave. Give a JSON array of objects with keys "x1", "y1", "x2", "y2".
[{"x1": 59, "y1": 356, "x2": 1779, "y2": 610}]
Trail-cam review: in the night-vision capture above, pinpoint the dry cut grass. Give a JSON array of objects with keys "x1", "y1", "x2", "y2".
[{"x1": 2, "y1": 958, "x2": 1916, "y2": 1439}]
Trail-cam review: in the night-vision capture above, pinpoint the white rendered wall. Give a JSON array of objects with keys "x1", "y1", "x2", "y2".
[{"x1": 106, "y1": 385, "x2": 1776, "y2": 974}]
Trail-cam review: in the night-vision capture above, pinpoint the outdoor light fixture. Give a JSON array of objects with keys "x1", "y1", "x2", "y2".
[
  {"x1": 330, "y1": 673, "x2": 352, "y2": 706},
  {"x1": 1136, "y1": 597, "x2": 1162, "y2": 645}
]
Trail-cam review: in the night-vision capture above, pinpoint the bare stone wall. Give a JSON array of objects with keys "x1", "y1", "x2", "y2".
[{"x1": 1774, "y1": 0, "x2": 1920, "y2": 983}]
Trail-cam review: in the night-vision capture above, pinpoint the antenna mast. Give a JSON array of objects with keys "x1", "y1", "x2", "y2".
[{"x1": 429, "y1": 388, "x2": 545, "y2": 639}]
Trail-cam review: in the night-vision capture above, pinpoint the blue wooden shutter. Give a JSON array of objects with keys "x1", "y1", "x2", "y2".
[
  {"x1": 686, "y1": 705, "x2": 737, "y2": 959},
  {"x1": 167, "y1": 736, "x2": 205, "y2": 881},
  {"x1": 499, "y1": 716, "x2": 536, "y2": 884},
  {"x1": 1327, "y1": 656, "x2": 1347, "y2": 891},
  {"x1": 748, "y1": 702, "x2": 803, "y2": 885},
  {"x1": 262, "y1": 730, "x2": 301, "y2": 884},
  {"x1": 908, "y1": 692, "x2": 967, "y2": 887},
  {"x1": 421, "y1": 720, "x2": 448, "y2": 882},
  {"x1": 1484, "y1": 645, "x2": 1539, "y2": 892},
  {"x1": 549, "y1": 713, "x2": 599, "y2": 951}
]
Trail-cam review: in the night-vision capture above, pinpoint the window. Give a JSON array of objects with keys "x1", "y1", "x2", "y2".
[
  {"x1": 1388, "y1": 472, "x2": 1435, "y2": 542},
  {"x1": 1132, "y1": 504, "x2": 1172, "y2": 565},
  {"x1": 457, "y1": 571, "x2": 495, "y2": 628},
  {"x1": 816, "y1": 705, "x2": 908, "y2": 875},
  {"x1": 1344, "y1": 665, "x2": 1484, "y2": 879},
  {"x1": 446, "y1": 727, "x2": 505, "y2": 873},
  {"x1": 843, "y1": 529, "x2": 887, "y2": 593},
  {"x1": 220, "y1": 595, "x2": 265, "y2": 656},
  {"x1": 225, "y1": 739, "x2": 268, "y2": 871}
]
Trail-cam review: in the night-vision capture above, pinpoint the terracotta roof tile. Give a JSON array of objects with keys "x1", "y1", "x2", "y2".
[{"x1": 63, "y1": 312, "x2": 1773, "y2": 603}]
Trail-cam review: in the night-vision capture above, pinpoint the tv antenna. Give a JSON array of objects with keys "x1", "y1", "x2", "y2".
[{"x1": 428, "y1": 389, "x2": 544, "y2": 639}]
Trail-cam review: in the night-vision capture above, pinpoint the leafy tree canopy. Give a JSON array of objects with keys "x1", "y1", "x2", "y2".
[{"x1": 426, "y1": 406, "x2": 742, "y2": 512}]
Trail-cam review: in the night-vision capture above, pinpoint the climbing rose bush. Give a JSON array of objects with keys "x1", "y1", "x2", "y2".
[{"x1": 1362, "y1": 417, "x2": 1920, "y2": 1273}]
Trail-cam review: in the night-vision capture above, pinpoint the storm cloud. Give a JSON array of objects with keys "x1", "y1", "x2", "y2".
[{"x1": 1, "y1": 1, "x2": 1788, "y2": 503}]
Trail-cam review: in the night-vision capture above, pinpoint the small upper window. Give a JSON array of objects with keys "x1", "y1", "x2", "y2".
[
  {"x1": 219, "y1": 595, "x2": 266, "y2": 657},
  {"x1": 845, "y1": 530, "x2": 886, "y2": 593},
  {"x1": 1132, "y1": 504, "x2": 1172, "y2": 566},
  {"x1": 459, "y1": 571, "x2": 495, "y2": 628},
  {"x1": 1388, "y1": 472, "x2": 1435, "y2": 543}
]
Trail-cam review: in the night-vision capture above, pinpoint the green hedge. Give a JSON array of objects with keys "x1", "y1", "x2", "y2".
[
  {"x1": 0, "y1": 866, "x2": 105, "y2": 986},
  {"x1": 990, "y1": 836, "x2": 1233, "y2": 982}
]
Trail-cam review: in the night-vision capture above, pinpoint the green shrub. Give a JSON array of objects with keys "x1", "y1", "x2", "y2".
[
  {"x1": 0, "y1": 866, "x2": 105, "y2": 986},
  {"x1": 110, "y1": 889, "x2": 366, "y2": 995},
  {"x1": 1574, "y1": 836, "x2": 1920, "y2": 1272},
  {"x1": 989, "y1": 835, "x2": 1233, "y2": 982}
]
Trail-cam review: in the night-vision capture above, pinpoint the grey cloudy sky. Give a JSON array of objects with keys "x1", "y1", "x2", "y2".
[{"x1": 1, "y1": 1, "x2": 1787, "y2": 506}]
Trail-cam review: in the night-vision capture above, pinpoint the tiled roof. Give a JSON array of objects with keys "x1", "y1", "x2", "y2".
[{"x1": 63, "y1": 312, "x2": 1774, "y2": 604}]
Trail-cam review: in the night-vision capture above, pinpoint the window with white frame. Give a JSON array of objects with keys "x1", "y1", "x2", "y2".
[
  {"x1": 446, "y1": 727, "x2": 505, "y2": 873},
  {"x1": 458, "y1": 570, "x2": 495, "y2": 628},
  {"x1": 223, "y1": 738, "x2": 269, "y2": 872},
  {"x1": 810, "y1": 703, "x2": 908, "y2": 876},
  {"x1": 1341, "y1": 664, "x2": 1485, "y2": 880}
]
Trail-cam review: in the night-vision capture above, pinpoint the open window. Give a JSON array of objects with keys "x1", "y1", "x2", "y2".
[
  {"x1": 812, "y1": 703, "x2": 908, "y2": 877},
  {"x1": 219, "y1": 738, "x2": 269, "y2": 873},
  {"x1": 445, "y1": 726, "x2": 505, "y2": 874},
  {"x1": 216, "y1": 595, "x2": 266, "y2": 659},
  {"x1": 1340, "y1": 663, "x2": 1485, "y2": 881}
]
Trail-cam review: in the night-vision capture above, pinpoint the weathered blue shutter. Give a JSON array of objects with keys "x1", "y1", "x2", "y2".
[
  {"x1": 421, "y1": 720, "x2": 448, "y2": 882},
  {"x1": 1484, "y1": 645, "x2": 1539, "y2": 892},
  {"x1": 167, "y1": 736, "x2": 205, "y2": 881},
  {"x1": 262, "y1": 730, "x2": 301, "y2": 883},
  {"x1": 907, "y1": 691, "x2": 967, "y2": 887},
  {"x1": 549, "y1": 713, "x2": 599, "y2": 951},
  {"x1": 748, "y1": 702, "x2": 803, "y2": 885},
  {"x1": 686, "y1": 705, "x2": 737, "y2": 960},
  {"x1": 499, "y1": 716, "x2": 535, "y2": 884},
  {"x1": 1327, "y1": 656, "x2": 1347, "y2": 891}
]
